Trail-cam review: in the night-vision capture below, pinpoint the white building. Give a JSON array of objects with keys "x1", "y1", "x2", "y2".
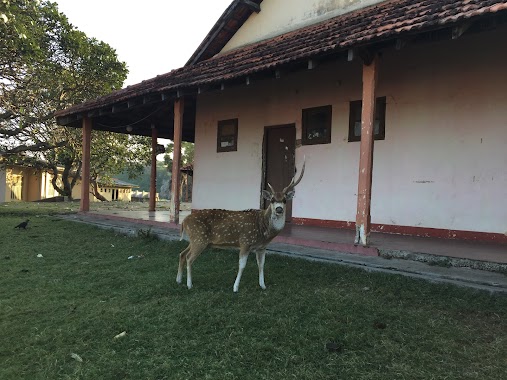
[{"x1": 56, "y1": 0, "x2": 507, "y2": 244}]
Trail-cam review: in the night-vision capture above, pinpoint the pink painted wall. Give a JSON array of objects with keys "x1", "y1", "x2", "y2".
[{"x1": 193, "y1": 26, "x2": 507, "y2": 234}]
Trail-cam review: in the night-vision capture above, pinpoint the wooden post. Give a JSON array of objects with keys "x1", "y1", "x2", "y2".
[
  {"x1": 149, "y1": 126, "x2": 157, "y2": 212},
  {"x1": 170, "y1": 98, "x2": 184, "y2": 224},
  {"x1": 355, "y1": 55, "x2": 379, "y2": 246},
  {"x1": 80, "y1": 117, "x2": 92, "y2": 212}
]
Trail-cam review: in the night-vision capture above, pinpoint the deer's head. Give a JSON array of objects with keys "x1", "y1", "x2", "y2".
[{"x1": 262, "y1": 159, "x2": 306, "y2": 219}]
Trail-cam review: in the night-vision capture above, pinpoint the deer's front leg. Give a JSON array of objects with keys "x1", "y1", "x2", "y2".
[
  {"x1": 256, "y1": 249, "x2": 267, "y2": 290},
  {"x1": 233, "y1": 247, "x2": 250, "y2": 293}
]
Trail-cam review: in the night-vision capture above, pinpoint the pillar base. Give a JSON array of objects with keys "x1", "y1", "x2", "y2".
[{"x1": 354, "y1": 224, "x2": 369, "y2": 246}]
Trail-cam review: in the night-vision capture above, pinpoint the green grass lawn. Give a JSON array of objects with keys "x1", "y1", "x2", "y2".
[{"x1": 1, "y1": 204, "x2": 506, "y2": 380}]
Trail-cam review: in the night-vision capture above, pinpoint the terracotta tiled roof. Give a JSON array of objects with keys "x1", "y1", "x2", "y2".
[
  {"x1": 91, "y1": 178, "x2": 139, "y2": 188},
  {"x1": 186, "y1": 0, "x2": 264, "y2": 65},
  {"x1": 56, "y1": 0, "x2": 507, "y2": 118}
]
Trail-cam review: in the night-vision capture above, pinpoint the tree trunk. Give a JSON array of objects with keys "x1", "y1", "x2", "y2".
[
  {"x1": 61, "y1": 165, "x2": 73, "y2": 201},
  {"x1": 50, "y1": 166, "x2": 66, "y2": 198},
  {"x1": 90, "y1": 178, "x2": 108, "y2": 202},
  {"x1": 71, "y1": 161, "x2": 82, "y2": 191}
]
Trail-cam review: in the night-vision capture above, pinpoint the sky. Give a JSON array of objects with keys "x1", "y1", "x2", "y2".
[{"x1": 54, "y1": 0, "x2": 234, "y2": 87}]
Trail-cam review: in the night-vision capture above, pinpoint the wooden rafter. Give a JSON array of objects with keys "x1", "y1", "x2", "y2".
[{"x1": 241, "y1": 0, "x2": 261, "y2": 13}]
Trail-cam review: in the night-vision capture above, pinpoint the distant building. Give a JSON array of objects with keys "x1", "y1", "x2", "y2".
[
  {"x1": 131, "y1": 190, "x2": 159, "y2": 202},
  {"x1": 96, "y1": 178, "x2": 139, "y2": 202},
  {"x1": 0, "y1": 165, "x2": 59, "y2": 202},
  {"x1": 0, "y1": 165, "x2": 137, "y2": 203}
]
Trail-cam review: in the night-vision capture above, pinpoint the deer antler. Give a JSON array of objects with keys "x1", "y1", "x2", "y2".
[
  {"x1": 267, "y1": 182, "x2": 276, "y2": 194},
  {"x1": 283, "y1": 156, "x2": 306, "y2": 193}
]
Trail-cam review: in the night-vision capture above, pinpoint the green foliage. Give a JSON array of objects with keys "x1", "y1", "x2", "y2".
[
  {"x1": 163, "y1": 141, "x2": 194, "y2": 168},
  {"x1": 0, "y1": 0, "x2": 150, "y2": 199},
  {"x1": 115, "y1": 138, "x2": 195, "y2": 196},
  {"x1": 114, "y1": 161, "x2": 170, "y2": 193},
  {"x1": 1, "y1": 204, "x2": 507, "y2": 379},
  {"x1": 89, "y1": 132, "x2": 151, "y2": 187},
  {"x1": 1, "y1": 0, "x2": 127, "y2": 149}
]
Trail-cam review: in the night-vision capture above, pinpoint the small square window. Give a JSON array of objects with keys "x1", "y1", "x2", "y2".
[
  {"x1": 348, "y1": 97, "x2": 386, "y2": 142},
  {"x1": 302, "y1": 105, "x2": 332, "y2": 145},
  {"x1": 217, "y1": 119, "x2": 238, "y2": 152}
]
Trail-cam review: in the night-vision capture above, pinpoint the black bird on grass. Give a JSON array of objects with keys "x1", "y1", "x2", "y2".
[{"x1": 14, "y1": 219, "x2": 29, "y2": 229}]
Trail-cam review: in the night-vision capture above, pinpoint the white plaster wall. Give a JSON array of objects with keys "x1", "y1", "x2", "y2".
[
  {"x1": 372, "y1": 29, "x2": 507, "y2": 232},
  {"x1": 222, "y1": 0, "x2": 385, "y2": 52},
  {"x1": 193, "y1": 59, "x2": 364, "y2": 217},
  {"x1": 193, "y1": 90, "x2": 267, "y2": 210},
  {"x1": 194, "y1": 26, "x2": 507, "y2": 234}
]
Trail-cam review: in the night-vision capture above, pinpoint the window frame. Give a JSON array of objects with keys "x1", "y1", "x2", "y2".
[
  {"x1": 348, "y1": 96, "x2": 386, "y2": 142},
  {"x1": 217, "y1": 118, "x2": 238, "y2": 152},
  {"x1": 301, "y1": 105, "x2": 332, "y2": 145}
]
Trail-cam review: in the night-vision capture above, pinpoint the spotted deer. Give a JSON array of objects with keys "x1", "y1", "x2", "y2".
[{"x1": 177, "y1": 160, "x2": 305, "y2": 292}]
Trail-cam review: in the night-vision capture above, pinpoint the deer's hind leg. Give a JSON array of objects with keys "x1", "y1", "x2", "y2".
[
  {"x1": 176, "y1": 244, "x2": 191, "y2": 284},
  {"x1": 185, "y1": 243, "x2": 208, "y2": 289}
]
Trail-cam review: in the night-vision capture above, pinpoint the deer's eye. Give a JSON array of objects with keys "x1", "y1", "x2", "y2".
[
  {"x1": 271, "y1": 198, "x2": 275, "y2": 203},
  {"x1": 282, "y1": 198, "x2": 287, "y2": 204}
]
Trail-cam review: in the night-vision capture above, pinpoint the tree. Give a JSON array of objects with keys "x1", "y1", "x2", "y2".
[
  {"x1": 163, "y1": 141, "x2": 195, "y2": 168},
  {"x1": 160, "y1": 141, "x2": 194, "y2": 200},
  {"x1": 0, "y1": 0, "x2": 151, "y2": 200},
  {"x1": 88, "y1": 133, "x2": 151, "y2": 201}
]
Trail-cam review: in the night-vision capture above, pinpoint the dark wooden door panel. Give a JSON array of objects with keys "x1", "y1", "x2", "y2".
[{"x1": 264, "y1": 124, "x2": 296, "y2": 221}]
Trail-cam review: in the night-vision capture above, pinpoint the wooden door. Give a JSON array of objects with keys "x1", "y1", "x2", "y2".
[{"x1": 264, "y1": 124, "x2": 296, "y2": 222}]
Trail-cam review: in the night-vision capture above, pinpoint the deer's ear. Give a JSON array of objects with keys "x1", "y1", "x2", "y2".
[
  {"x1": 285, "y1": 190, "x2": 295, "y2": 200},
  {"x1": 262, "y1": 190, "x2": 272, "y2": 200}
]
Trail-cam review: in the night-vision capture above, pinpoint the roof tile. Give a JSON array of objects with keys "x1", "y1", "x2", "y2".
[{"x1": 56, "y1": 0, "x2": 507, "y2": 118}]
